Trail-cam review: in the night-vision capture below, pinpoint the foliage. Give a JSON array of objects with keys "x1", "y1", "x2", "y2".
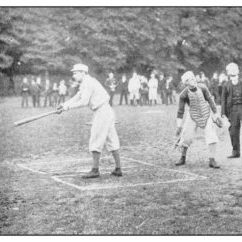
[{"x1": 1, "y1": 7, "x2": 242, "y2": 80}]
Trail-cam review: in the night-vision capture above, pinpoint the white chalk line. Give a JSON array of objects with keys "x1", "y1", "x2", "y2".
[
  {"x1": 51, "y1": 176, "x2": 200, "y2": 192},
  {"x1": 17, "y1": 156, "x2": 208, "y2": 182},
  {"x1": 16, "y1": 155, "x2": 110, "y2": 167},
  {"x1": 14, "y1": 155, "x2": 113, "y2": 174},
  {"x1": 16, "y1": 164, "x2": 47, "y2": 175},
  {"x1": 14, "y1": 155, "x2": 207, "y2": 192},
  {"x1": 53, "y1": 166, "x2": 138, "y2": 177},
  {"x1": 122, "y1": 156, "x2": 208, "y2": 180},
  {"x1": 17, "y1": 155, "x2": 207, "y2": 180}
]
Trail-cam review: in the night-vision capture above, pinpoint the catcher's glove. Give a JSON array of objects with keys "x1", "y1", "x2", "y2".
[{"x1": 213, "y1": 116, "x2": 223, "y2": 128}]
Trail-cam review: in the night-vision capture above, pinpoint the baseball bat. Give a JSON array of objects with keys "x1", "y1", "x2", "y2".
[{"x1": 14, "y1": 110, "x2": 59, "y2": 127}]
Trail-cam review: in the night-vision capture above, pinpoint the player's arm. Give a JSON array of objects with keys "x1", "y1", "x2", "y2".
[
  {"x1": 176, "y1": 90, "x2": 187, "y2": 136},
  {"x1": 202, "y1": 85, "x2": 217, "y2": 114},
  {"x1": 64, "y1": 87, "x2": 91, "y2": 110},
  {"x1": 57, "y1": 85, "x2": 91, "y2": 112}
]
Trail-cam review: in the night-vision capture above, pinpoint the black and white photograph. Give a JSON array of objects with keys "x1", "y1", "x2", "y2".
[{"x1": 0, "y1": 4, "x2": 242, "y2": 235}]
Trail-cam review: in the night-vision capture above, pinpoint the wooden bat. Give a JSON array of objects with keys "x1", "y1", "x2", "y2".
[{"x1": 14, "y1": 110, "x2": 59, "y2": 127}]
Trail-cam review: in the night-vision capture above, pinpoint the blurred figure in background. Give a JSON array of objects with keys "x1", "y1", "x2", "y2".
[
  {"x1": 105, "y1": 72, "x2": 118, "y2": 106},
  {"x1": 119, "y1": 74, "x2": 129, "y2": 105},
  {"x1": 200, "y1": 71, "x2": 210, "y2": 88},
  {"x1": 158, "y1": 72, "x2": 166, "y2": 104},
  {"x1": 20, "y1": 77, "x2": 30, "y2": 108},
  {"x1": 139, "y1": 75, "x2": 149, "y2": 106},
  {"x1": 30, "y1": 78, "x2": 39, "y2": 107},
  {"x1": 128, "y1": 71, "x2": 141, "y2": 106},
  {"x1": 36, "y1": 76, "x2": 42, "y2": 107},
  {"x1": 52, "y1": 82, "x2": 59, "y2": 107},
  {"x1": 148, "y1": 71, "x2": 158, "y2": 105},
  {"x1": 58, "y1": 80, "x2": 67, "y2": 104},
  {"x1": 164, "y1": 75, "x2": 174, "y2": 105},
  {"x1": 43, "y1": 79, "x2": 52, "y2": 107},
  {"x1": 218, "y1": 72, "x2": 228, "y2": 105},
  {"x1": 210, "y1": 72, "x2": 219, "y2": 104},
  {"x1": 171, "y1": 76, "x2": 177, "y2": 104}
]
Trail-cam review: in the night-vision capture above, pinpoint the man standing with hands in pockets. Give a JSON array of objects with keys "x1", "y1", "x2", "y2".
[{"x1": 57, "y1": 63, "x2": 122, "y2": 178}]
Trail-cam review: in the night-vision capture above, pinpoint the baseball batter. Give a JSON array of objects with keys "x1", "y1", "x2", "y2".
[{"x1": 57, "y1": 64, "x2": 122, "y2": 178}]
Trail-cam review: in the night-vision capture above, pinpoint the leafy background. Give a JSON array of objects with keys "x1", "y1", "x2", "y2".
[{"x1": 1, "y1": 7, "x2": 242, "y2": 91}]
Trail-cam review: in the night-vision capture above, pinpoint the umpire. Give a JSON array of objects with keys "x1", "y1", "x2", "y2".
[{"x1": 221, "y1": 63, "x2": 242, "y2": 158}]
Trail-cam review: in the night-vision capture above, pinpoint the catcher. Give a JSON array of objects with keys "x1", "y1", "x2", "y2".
[
  {"x1": 175, "y1": 71, "x2": 221, "y2": 168},
  {"x1": 57, "y1": 63, "x2": 122, "y2": 178}
]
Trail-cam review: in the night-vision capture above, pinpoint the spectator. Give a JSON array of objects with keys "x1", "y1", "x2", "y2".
[
  {"x1": 164, "y1": 76, "x2": 174, "y2": 105},
  {"x1": 36, "y1": 76, "x2": 42, "y2": 107},
  {"x1": 148, "y1": 72, "x2": 158, "y2": 105},
  {"x1": 158, "y1": 72, "x2": 166, "y2": 104},
  {"x1": 52, "y1": 82, "x2": 59, "y2": 107},
  {"x1": 30, "y1": 79, "x2": 39, "y2": 107},
  {"x1": 171, "y1": 77, "x2": 177, "y2": 104},
  {"x1": 210, "y1": 72, "x2": 219, "y2": 104},
  {"x1": 139, "y1": 75, "x2": 149, "y2": 106},
  {"x1": 20, "y1": 77, "x2": 30, "y2": 108},
  {"x1": 119, "y1": 74, "x2": 129, "y2": 105},
  {"x1": 218, "y1": 72, "x2": 228, "y2": 105},
  {"x1": 43, "y1": 79, "x2": 52, "y2": 107},
  {"x1": 105, "y1": 72, "x2": 118, "y2": 106},
  {"x1": 200, "y1": 71, "x2": 210, "y2": 88},
  {"x1": 58, "y1": 80, "x2": 67, "y2": 104},
  {"x1": 128, "y1": 71, "x2": 141, "y2": 106}
]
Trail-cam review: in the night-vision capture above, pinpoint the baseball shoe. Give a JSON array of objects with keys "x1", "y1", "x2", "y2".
[
  {"x1": 111, "y1": 168, "x2": 122, "y2": 177},
  {"x1": 209, "y1": 158, "x2": 220, "y2": 169},
  {"x1": 82, "y1": 168, "x2": 100, "y2": 179},
  {"x1": 175, "y1": 156, "x2": 186, "y2": 166},
  {"x1": 227, "y1": 151, "x2": 240, "y2": 159}
]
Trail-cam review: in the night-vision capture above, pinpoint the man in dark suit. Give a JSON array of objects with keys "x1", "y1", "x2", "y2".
[
  {"x1": 221, "y1": 63, "x2": 242, "y2": 158},
  {"x1": 119, "y1": 74, "x2": 128, "y2": 105}
]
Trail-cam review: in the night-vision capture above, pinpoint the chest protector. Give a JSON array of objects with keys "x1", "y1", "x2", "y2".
[{"x1": 188, "y1": 87, "x2": 210, "y2": 128}]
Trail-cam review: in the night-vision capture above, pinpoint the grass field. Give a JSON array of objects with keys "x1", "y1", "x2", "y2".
[{"x1": 0, "y1": 96, "x2": 242, "y2": 235}]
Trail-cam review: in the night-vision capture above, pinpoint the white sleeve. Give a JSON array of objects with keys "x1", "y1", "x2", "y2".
[{"x1": 62, "y1": 84, "x2": 92, "y2": 110}]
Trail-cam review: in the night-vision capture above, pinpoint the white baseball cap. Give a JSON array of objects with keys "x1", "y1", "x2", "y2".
[
  {"x1": 181, "y1": 71, "x2": 196, "y2": 84},
  {"x1": 226, "y1": 62, "x2": 239, "y2": 75},
  {"x1": 71, "y1": 63, "x2": 88, "y2": 73}
]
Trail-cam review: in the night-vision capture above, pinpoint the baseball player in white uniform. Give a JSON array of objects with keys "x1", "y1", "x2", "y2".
[{"x1": 57, "y1": 63, "x2": 122, "y2": 178}]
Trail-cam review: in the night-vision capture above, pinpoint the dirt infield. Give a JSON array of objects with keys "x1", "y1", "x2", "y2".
[{"x1": 0, "y1": 97, "x2": 242, "y2": 235}]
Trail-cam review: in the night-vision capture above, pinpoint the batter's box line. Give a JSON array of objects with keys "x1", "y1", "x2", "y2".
[
  {"x1": 122, "y1": 156, "x2": 208, "y2": 180},
  {"x1": 51, "y1": 176, "x2": 202, "y2": 192},
  {"x1": 13, "y1": 159, "x2": 207, "y2": 192},
  {"x1": 13, "y1": 155, "x2": 110, "y2": 167},
  {"x1": 15, "y1": 163, "x2": 138, "y2": 177},
  {"x1": 13, "y1": 156, "x2": 207, "y2": 181},
  {"x1": 53, "y1": 166, "x2": 138, "y2": 177}
]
